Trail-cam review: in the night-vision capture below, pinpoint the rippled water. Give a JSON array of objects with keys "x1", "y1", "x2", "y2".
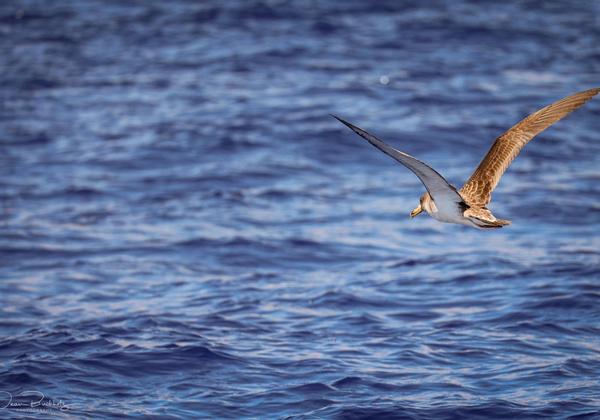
[{"x1": 1, "y1": 0, "x2": 600, "y2": 418}]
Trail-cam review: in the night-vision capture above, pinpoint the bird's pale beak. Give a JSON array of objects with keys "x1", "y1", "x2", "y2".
[{"x1": 410, "y1": 206, "x2": 423, "y2": 218}]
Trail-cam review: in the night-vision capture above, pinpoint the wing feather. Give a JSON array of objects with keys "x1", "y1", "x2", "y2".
[
  {"x1": 460, "y1": 88, "x2": 600, "y2": 207},
  {"x1": 333, "y1": 115, "x2": 464, "y2": 205}
]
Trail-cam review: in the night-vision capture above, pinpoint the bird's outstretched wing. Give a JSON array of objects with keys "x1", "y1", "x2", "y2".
[
  {"x1": 460, "y1": 88, "x2": 600, "y2": 207},
  {"x1": 333, "y1": 115, "x2": 464, "y2": 205}
]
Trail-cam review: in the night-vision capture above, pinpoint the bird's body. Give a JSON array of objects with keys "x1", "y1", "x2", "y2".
[
  {"x1": 417, "y1": 188, "x2": 510, "y2": 229},
  {"x1": 334, "y1": 88, "x2": 599, "y2": 229},
  {"x1": 419, "y1": 192, "x2": 467, "y2": 226}
]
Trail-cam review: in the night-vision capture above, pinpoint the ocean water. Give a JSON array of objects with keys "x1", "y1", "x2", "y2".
[{"x1": 1, "y1": 0, "x2": 599, "y2": 418}]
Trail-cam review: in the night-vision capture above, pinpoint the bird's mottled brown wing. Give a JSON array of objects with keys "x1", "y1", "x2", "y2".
[{"x1": 460, "y1": 88, "x2": 600, "y2": 207}]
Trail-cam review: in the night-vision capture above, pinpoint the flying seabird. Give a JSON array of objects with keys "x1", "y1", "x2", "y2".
[{"x1": 334, "y1": 88, "x2": 599, "y2": 229}]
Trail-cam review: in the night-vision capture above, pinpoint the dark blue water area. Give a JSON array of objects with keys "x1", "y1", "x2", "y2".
[{"x1": 1, "y1": 0, "x2": 600, "y2": 418}]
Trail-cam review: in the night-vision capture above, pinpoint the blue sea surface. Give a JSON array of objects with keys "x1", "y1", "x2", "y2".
[{"x1": 1, "y1": 0, "x2": 599, "y2": 418}]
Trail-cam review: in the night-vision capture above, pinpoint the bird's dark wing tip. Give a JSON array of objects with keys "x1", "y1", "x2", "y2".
[
  {"x1": 331, "y1": 114, "x2": 348, "y2": 125},
  {"x1": 331, "y1": 114, "x2": 360, "y2": 132}
]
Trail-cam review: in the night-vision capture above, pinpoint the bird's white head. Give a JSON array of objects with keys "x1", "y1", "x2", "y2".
[{"x1": 410, "y1": 192, "x2": 434, "y2": 218}]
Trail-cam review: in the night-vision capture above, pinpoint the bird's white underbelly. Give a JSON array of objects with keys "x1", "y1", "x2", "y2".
[{"x1": 428, "y1": 200, "x2": 472, "y2": 226}]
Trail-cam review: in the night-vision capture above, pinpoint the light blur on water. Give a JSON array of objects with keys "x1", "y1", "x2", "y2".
[{"x1": 1, "y1": 0, "x2": 600, "y2": 418}]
